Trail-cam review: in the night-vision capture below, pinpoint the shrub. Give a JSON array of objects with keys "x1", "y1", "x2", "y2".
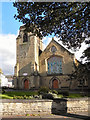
[
  {"x1": 57, "y1": 94, "x2": 63, "y2": 98},
  {"x1": 2, "y1": 89, "x2": 6, "y2": 94},
  {"x1": 28, "y1": 96, "x2": 33, "y2": 99},
  {"x1": 57, "y1": 90, "x2": 69, "y2": 97},
  {"x1": 62, "y1": 91, "x2": 69, "y2": 97},
  {"x1": 42, "y1": 93, "x2": 54, "y2": 99},
  {"x1": 23, "y1": 95, "x2": 28, "y2": 99},
  {"x1": 18, "y1": 96, "x2": 23, "y2": 99},
  {"x1": 13, "y1": 95, "x2": 17, "y2": 99},
  {"x1": 38, "y1": 86, "x2": 49, "y2": 95},
  {"x1": 13, "y1": 95, "x2": 29, "y2": 99},
  {"x1": 33, "y1": 95, "x2": 39, "y2": 99},
  {"x1": 57, "y1": 90, "x2": 62, "y2": 94},
  {"x1": 52, "y1": 90, "x2": 58, "y2": 94}
]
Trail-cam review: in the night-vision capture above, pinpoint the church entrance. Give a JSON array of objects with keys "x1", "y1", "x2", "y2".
[
  {"x1": 24, "y1": 79, "x2": 29, "y2": 89},
  {"x1": 52, "y1": 79, "x2": 59, "y2": 89}
]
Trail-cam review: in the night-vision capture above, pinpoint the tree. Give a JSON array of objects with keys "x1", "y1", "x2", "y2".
[
  {"x1": 13, "y1": 2, "x2": 89, "y2": 50},
  {"x1": 68, "y1": 45, "x2": 90, "y2": 91},
  {"x1": 81, "y1": 47, "x2": 90, "y2": 63},
  {"x1": 68, "y1": 61, "x2": 89, "y2": 92},
  {"x1": 13, "y1": 1, "x2": 90, "y2": 91}
]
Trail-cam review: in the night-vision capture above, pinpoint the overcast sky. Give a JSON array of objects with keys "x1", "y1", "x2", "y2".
[{"x1": 0, "y1": 2, "x2": 88, "y2": 75}]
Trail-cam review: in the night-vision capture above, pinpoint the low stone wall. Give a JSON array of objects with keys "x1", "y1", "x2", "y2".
[
  {"x1": 52, "y1": 98, "x2": 89, "y2": 114},
  {"x1": 0, "y1": 99, "x2": 53, "y2": 116},
  {"x1": 67, "y1": 98, "x2": 89, "y2": 114},
  {"x1": 0, "y1": 98, "x2": 89, "y2": 116}
]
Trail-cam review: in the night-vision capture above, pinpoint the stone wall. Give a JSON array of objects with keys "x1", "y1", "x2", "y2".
[
  {"x1": 67, "y1": 98, "x2": 89, "y2": 114},
  {"x1": 39, "y1": 40, "x2": 77, "y2": 90},
  {"x1": 0, "y1": 98, "x2": 89, "y2": 116},
  {"x1": 40, "y1": 75, "x2": 78, "y2": 89},
  {"x1": 0, "y1": 99, "x2": 52, "y2": 116},
  {"x1": 52, "y1": 98, "x2": 89, "y2": 114},
  {"x1": 39, "y1": 40, "x2": 74, "y2": 75}
]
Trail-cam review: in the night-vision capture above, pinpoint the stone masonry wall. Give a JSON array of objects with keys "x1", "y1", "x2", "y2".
[
  {"x1": 0, "y1": 98, "x2": 89, "y2": 116},
  {"x1": 67, "y1": 98, "x2": 89, "y2": 114},
  {"x1": 52, "y1": 98, "x2": 89, "y2": 114},
  {"x1": 0, "y1": 99, "x2": 52, "y2": 116}
]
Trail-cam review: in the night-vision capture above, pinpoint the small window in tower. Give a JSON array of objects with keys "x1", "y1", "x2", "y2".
[
  {"x1": 35, "y1": 62, "x2": 37, "y2": 71},
  {"x1": 23, "y1": 33, "x2": 28, "y2": 42}
]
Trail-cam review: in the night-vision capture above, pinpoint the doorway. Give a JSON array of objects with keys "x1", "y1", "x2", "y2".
[
  {"x1": 24, "y1": 79, "x2": 29, "y2": 89},
  {"x1": 53, "y1": 79, "x2": 59, "y2": 89}
]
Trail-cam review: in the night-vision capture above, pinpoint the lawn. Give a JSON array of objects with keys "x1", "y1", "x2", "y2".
[
  {"x1": 0, "y1": 91, "x2": 38, "y2": 99},
  {"x1": 0, "y1": 94, "x2": 13, "y2": 99},
  {"x1": 0, "y1": 90, "x2": 88, "y2": 99},
  {"x1": 66, "y1": 93, "x2": 87, "y2": 98}
]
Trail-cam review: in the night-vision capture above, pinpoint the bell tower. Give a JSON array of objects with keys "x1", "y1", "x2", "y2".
[{"x1": 14, "y1": 25, "x2": 43, "y2": 89}]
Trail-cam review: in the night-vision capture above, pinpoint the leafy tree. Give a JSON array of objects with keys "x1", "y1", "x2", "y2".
[
  {"x1": 13, "y1": 2, "x2": 89, "y2": 50},
  {"x1": 13, "y1": 2, "x2": 90, "y2": 91},
  {"x1": 81, "y1": 47, "x2": 90, "y2": 63},
  {"x1": 68, "y1": 59, "x2": 90, "y2": 92}
]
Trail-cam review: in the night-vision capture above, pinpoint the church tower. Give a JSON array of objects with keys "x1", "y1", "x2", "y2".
[{"x1": 14, "y1": 25, "x2": 43, "y2": 89}]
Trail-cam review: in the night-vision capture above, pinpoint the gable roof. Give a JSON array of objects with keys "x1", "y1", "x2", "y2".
[{"x1": 43, "y1": 38, "x2": 74, "y2": 55}]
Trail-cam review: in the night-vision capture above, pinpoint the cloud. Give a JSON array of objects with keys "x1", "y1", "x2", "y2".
[{"x1": 0, "y1": 34, "x2": 16, "y2": 75}]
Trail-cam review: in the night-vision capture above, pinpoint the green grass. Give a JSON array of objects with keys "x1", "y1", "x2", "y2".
[
  {"x1": 0, "y1": 91, "x2": 38, "y2": 99},
  {"x1": 67, "y1": 93, "x2": 84, "y2": 98},
  {"x1": 57, "y1": 94, "x2": 63, "y2": 98},
  {"x1": 58, "y1": 93, "x2": 88, "y2": 98},
  {"x1": 0, "y1": 94, "x2": 13, "y2": 99},
  {"x1": 0, "y1": 91, "x2": 88, "y2": 99}
]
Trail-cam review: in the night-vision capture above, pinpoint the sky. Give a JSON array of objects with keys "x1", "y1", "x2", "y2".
[
  {"x1": 0, "y1": 2, "x2": 22, "y2": 75},
  {"x1": 0, "y1": 2, "x2": 88, "y2": 75}
]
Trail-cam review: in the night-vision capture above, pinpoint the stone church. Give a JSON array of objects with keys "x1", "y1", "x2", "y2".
[{"x1": 14, "y1": 25, "x2": 80, "y2": 90}]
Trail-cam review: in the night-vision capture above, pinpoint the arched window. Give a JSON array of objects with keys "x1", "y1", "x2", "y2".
[
  {"x1": 23, "y1": 33, "x2": 28, "y2": 42},
  {"x1": 48, "y1": 56, "x2": 63, "y2": 74}
]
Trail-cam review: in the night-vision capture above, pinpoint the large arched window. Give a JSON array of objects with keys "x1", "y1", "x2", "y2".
[
  {"x1": 47, "y1": 56, "x2": 62, "y2": 74},
  {"x1": 23, "y1": 33, "x2": 28, "y2": 42}
]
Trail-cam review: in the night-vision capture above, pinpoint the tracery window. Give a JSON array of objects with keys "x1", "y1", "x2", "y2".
[
  {"x1": 48, "y1": 56, "x2": 63, "y2": 74},
  {"x1": 23, "y1": 33, "x2": 28, "y2": 42}
]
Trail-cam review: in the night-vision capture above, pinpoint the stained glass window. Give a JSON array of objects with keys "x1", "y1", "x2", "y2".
[{"x1": 47, "y1": 56, "x2": 62, "y2": 74}]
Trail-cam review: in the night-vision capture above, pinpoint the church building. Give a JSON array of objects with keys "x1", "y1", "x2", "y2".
[{"x1": 14, "y1": 25, "x2": 79, "y2": 90}]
